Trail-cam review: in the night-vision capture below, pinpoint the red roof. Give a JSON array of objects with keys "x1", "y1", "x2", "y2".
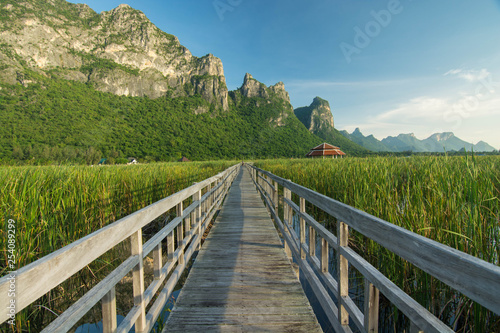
[
  {"x1": 310, "y1": 143, "x2": 340, "y2": 151},
  {"x1": 306, "y1": 143, "x2": 345, "y2": 157}
]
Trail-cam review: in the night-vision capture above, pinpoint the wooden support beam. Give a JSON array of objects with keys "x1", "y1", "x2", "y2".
[
  {"x1": 176, "y1": 201, "x2": 185, "y2": 266},
  {"x1": 153, "y1": 243, "x2": 162, "y2": 280},
  {"x1": 300, "y1": 197, "x2": 306, "y2": 260},
  {"x1": 273, "y1": 180, "x2": 279, "y2": 212},
  {"x1": 321, "y1": 237, "x2": 328, "y2": 273},
  {"x1": 130, "y1": 230, "x2": 146, "y2": 332},
  {"x1": 309, "y1": 226, "x2": 316, "y2": 258},
  {"x1": 364, "y1": 279, "x2": 379, "y2": 333},
  {"x1": 102, "y1": 286, "x2": 117, "y2": 333},
  {"x1": 283, "y1": 186, "x2": 292, "y2": 260},
  {"x1": 194, "y1": 190, "x2": 202, "y2": 250},
  {"x1": 338, "y1": 221, "x2": 349, "y2": 326}
]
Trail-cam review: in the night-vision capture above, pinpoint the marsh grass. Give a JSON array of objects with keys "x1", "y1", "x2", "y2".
[
  {"x1": 0, "y1": 161, "x2": 233, "y2": 332},
  {"x1": 256, "y1": 155, "x2": 500, "y2": 332}
]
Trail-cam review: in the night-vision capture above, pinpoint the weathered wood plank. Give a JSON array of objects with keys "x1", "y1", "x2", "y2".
[{"x1": 164, "y1": 169, "x2": 321, "y2": 332}]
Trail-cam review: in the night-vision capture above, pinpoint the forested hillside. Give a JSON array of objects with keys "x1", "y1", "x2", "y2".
[{"x1": 0, "y1": 70, "x2": 323, "y2": 164}]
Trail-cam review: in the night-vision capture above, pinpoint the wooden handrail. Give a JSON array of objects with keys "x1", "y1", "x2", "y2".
[
  {"x1": 0, "y1": 164, "x2": 240, "y2": 331},
  {"x1": 247, "y1": 164, "x2": 500, "y2": 332}
]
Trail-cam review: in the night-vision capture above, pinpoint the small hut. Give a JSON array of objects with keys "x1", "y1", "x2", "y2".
[
  {"x1": 306, "y1": 143, "x2": 346, "y2": 159},
  {"x1": 178, "y1": 156, "x2": 190, "y2": 162}
]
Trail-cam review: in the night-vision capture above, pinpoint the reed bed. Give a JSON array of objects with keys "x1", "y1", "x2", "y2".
[
  {"x1": 0, "y1": 161, "x2": 234, "y2": 332},
  {"x1": 255, "y1": 155, "x2": 500, "y2": 332}
]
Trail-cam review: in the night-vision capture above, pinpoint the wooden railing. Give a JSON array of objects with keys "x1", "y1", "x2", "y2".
[
  {"x1": 247, "y1": 165, "x2": 500, "y2": 333},
  {"x1": 0, "y1": 164, "x2": 240, "y2": 332}
]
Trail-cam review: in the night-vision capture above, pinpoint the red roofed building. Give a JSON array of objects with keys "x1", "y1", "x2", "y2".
[{"x1": 306, "y1": 143, "x2": 346, "y2": 159}]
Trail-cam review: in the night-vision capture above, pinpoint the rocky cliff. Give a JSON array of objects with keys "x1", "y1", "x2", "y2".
[
  {"x1": 294, "y1": 97, "x2": 368, "y2": 154},
  {"x1": 237, "y1": 73, "x2": 293, "y2": 126},
  {"x1": 0, "y1": 0, "x2": 229, "y2": 110},
  {"x1": 294, "y1": 96, "x2": 334, "y2": 132}
]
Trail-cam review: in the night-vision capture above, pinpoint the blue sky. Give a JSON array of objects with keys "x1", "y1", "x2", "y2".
[{"x1": 67, "y1": 0, "x2": 500, "y2": 149}]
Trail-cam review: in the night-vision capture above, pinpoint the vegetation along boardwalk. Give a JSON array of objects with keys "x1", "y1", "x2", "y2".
[
  {"x1": 2, "y1": 163, "x2": 499, "y2": 332},
  {"x1": 164, "y1": 168, "x2": 322, "y2": 332}
]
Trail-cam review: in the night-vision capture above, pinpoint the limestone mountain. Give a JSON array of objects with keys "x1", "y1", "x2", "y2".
[
  {"x1": 381, "y1": 133, "x2": 427, "y2": 152},
  {"x1": 294, "y1": 97, "x2": 334, "y2": 132},
  {"x1": 340, "y1": 129, "x2": 497, "y2": 153},
  {"x1": 236, "y1": 73, "x2": 293, "y2": 127},
  {"x1": 340, "y1": 128, "x2": 391, "y2": 152},
  {"x1": 0, "y1": 0, "x2": 339, "y2": 162},
  {"x1": 0, "y1": 0, "x2": 229, "y2": 110},
  {"x1": 294, "y1": 97, "x2": 368, "y2": 154}
]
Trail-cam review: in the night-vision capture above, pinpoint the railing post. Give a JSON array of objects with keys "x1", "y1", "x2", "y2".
[
  {"x1": 273, "y1": 180, "x2": 278, "y2": 213},
  {"x1": 266, "y1": 175, "x2": 271, "y2": 201},
  {"x1": 153, "y1": 242, "x2": 162, "y2": 279},
  {"x1": 177, "y1": 203, "x2": 184, "y2": 265},
  {"x1": 300, "y1": 197, "x2": 306, "y2": 260},
  {"x1": 364, "y1": 279, "x2": 379, "y2": 333},
  {"x1": 194, "y1": 190, "x2": 202, "y2": 250},
  {"x1": 309, "y1": 225, "x2": 316, "y2": 258},
  {"x1": 102, "y1": 286, "x2": 117, "y2": 333},
  {"x1": 130, "y1": 230, "x2": 146, "y2": 331},
  {"x1": 283, "y1": 186, "x2": 292, "y2": 259},
  {"x1": 321, "y1": 237, "x2": 328, "y2": 273},
  {"x1": 207, "y1": 183, "x2": 212, "y2": 212},
  {"x1": 167, "y1": 229, "x2": 174, "y2": 262},
  {"x1": 338, "y1": 221, "x2": 349, "y2": 326}
]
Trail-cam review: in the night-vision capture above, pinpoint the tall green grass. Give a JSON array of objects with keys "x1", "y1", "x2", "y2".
[
  {"x1": 255, "y1": 155, "x2": 500, "y2": 332},
  {"x1": 0, "y1": 161, "x2": 234, "y2": 331}
]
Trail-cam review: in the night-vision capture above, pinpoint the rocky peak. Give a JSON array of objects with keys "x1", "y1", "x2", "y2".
[
  {"x1": 294, "y1": 96, "x2": 334, "y2": 133},
  {"x1": 269, "y1": 81, "x2": 290, "y2": 103},
  {"x1": 0, "y1": 0, "x2": 229, "y2": 110},
  {"x1": 429, "y1": 132, "x2": 455, "y2": 142},
  {"x1": 195, "y1": 54, "x2": 224, "y2": 77},
  {"x1": 240, "y1": 73, "x2": 269, "y2": 99}
]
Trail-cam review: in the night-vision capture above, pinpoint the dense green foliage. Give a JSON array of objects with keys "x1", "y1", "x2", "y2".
[
  {"x1": 0, "y1": 161, "x2": 234, "y2": 331},
  {"x1": 0, "y1": 71, "x2": 326, "y2": 164},
  {"x1": 255, "y1": 156, "x2": 500, "y2": 332}
]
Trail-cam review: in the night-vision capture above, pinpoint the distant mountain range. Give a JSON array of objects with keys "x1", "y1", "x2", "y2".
[{"x1": 340, "y1": 128, "x2": 497, "y2": 153}]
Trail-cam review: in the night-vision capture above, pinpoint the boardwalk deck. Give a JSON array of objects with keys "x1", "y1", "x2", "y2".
[{"x1": 164, "y1": 168, "x2": 322, "y2": 332}]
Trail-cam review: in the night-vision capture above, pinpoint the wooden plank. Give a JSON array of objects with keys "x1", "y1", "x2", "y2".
[
  {"x1": 364, "y1": 279, "x2": 380, "y2": 333},
  {"x1": 300, "y1": 197, "x2": 306, "y2": 260},
  {"x1": 130, "y1": 230, "x2": 146, "y2": 332},
  {"x1": 102, "y1": 287, "x2": 117, "y2": 333},
  {"x1": 338, "y1": 222, "x2": 349, "y2": 326},
  {"x1": 164, "y1": 168, "x2": 321, "y2": 332},
  {"x1": 164, "y1": 323, "x2": 322, "y2": 333}
]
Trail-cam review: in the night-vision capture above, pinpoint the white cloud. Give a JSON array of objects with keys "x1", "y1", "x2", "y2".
[
  {"x1": 444, "y1": 68, "x2": 491, "y2": 82},
  {"x1": 377, "y1": 97, "x2": 450, "y2": 122},
  {"x1": 341, "y1": 94, "x2": 500, "y2": 148}
]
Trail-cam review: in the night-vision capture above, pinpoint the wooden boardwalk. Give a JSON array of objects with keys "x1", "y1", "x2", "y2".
[{"x1": 164, "y1": 168, "x2": 322, "y2": 332}]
